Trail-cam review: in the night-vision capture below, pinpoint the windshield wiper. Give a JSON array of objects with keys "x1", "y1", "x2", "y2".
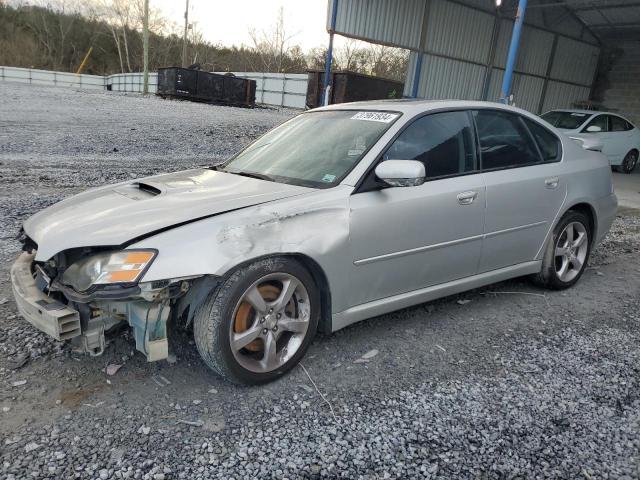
[{"x1": 223, "y1": 169, "x2": 275, "y2": 182}]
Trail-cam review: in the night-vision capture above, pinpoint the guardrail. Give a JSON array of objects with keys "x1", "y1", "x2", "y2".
[{"x1": 0, "y1": 66, "x2": 307, "y2": 109}]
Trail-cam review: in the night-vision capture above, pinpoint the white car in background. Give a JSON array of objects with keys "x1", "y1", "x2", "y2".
[{"x1": 541, "y1": 110, "x2": 640, "y2": 174}]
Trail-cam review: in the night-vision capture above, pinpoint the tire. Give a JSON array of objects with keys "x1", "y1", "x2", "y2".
[
  {"x1": 621, "y1": 150, "x2": 638, "y2": 174},
  {"x1": 532, "y1": 210, "x2": 592, "y2": 290},
  {"x1": 193, "y1": 257, "x2": 320, "y2": 384}
]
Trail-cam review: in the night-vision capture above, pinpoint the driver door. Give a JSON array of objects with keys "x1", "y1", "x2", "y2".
[{"x1": 347, "y1": 110, "x2": 486, "y2": 307}]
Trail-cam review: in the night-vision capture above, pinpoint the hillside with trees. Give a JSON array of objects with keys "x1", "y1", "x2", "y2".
[{"x1": 0, "y1": 1, "x2": 408, "y2": 80}]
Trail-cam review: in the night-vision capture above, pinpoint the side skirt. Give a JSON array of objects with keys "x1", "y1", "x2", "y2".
[{"x1": 331, "y1": 260, "x2": 542, "y2": 332}]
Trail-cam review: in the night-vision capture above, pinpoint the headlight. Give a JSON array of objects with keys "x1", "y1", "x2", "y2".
[{"x1": 61, "y1": 250, "x2": 156, "y2": 292}]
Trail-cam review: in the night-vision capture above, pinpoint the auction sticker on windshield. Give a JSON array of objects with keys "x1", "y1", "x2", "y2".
[{"x1": 351, "y1": 112, "x2": 399, "y2": 123}]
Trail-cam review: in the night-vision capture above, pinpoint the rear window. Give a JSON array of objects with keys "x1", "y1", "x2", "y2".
[
  {"x1": 473, "y1": 110, "x2": 541, "y2": 170},
  {"x1": 610, "y1": 115, "x2": 632, "y2": 132},
  {"x1": 541, "y1": 111, "x2": 590, "y2": 130},
  {"x1": 524, "y1": 118, "x2": 562, "y2": 163}
]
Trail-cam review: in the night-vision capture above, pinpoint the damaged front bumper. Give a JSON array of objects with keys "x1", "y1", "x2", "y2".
[
  {"x1": 11, "y1": 252, "x2": 81, "y2": 341},
  {"x1": 10, "y1": 252, "x2": 209, "y2": 362}
]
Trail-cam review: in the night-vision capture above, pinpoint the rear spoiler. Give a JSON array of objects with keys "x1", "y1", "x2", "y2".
[{"x1": 569, "y1": 135, "x2": 603, "y2": 152}]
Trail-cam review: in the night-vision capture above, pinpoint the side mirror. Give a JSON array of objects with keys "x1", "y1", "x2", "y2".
[
  {"x1": 586, "y1": 125, "x2": 602, "y2": 133},
  {"x1": 374, "y1": 160, "x2": 425, "y2": 187}
]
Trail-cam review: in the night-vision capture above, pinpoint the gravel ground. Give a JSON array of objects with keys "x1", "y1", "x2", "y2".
[{"x1": 1, "y1": 83, "x2": 640, "y2": 479}]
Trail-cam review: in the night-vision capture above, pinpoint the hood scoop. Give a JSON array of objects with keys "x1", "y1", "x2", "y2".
[
  {"x1": 113, "y1": 181, "x2": 163, "y2": 200},
  {"x1": 135, "y1": 182, "x2": 163, "y2": 196}
]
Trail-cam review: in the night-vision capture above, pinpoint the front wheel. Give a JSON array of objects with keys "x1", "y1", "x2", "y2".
[
  {"x1": 621, "y1": 150, "x2": 638, "y2": 174},
  {"x1": 193, "y1": 257, "x2": 320, "y2": 384},
  {"x1": 532, "y1": 211, "x2": 591, "y2": 289}
]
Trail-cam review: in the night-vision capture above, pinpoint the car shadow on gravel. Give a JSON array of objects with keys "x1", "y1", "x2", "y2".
[{"x1": 2, "y1": 241, "x2": 637, "y2": 428}]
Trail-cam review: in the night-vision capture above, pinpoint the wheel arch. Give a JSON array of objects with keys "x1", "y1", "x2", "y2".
[
  {"x1": 221, "y1": 252, "x2": 333, "y2": 334},
  {"x1": 562, "y1": 201, "x2": 597, "y2": 246}
]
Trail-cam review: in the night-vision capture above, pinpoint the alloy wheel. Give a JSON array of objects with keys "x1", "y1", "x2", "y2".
[
  {"x1": 623, "y1": 152, "x2": 638, "y2": 174},
  {"x1": 229, "y1": 272, "x2": 311, "y2": 373},
  {"x1": 554, "y1": 221, "x2": 589, "y2": 282}
]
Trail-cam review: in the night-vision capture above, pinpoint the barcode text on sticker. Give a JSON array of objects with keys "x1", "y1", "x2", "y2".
[{"x1": 351, "y1": 112, "x2": 399, "y2": 123}]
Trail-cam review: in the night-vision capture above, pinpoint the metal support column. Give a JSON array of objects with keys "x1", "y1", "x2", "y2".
[
  {"x1": 499, "y1": 0, "x2": 528, "y2": 104},
  {"x1": 142, "y1": 0, "x2": 149, "y2": 94},
  {"x1": 411, "y1": 55, "x2": 424, "y2": 98},
  {"x1": 537, "y1": 34, "x2": 558, "y2": 113},
  {"x1": 411, "y1": 0, "x2": 431, "y2": 98},
  {"x1": 323, "y1": 0, "x2": 339, "y2": 106}
]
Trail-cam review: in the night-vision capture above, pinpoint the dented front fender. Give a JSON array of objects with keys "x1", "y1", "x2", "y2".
[{"x1": 129, "y1": 186, "x2": 353, "y2": 314}]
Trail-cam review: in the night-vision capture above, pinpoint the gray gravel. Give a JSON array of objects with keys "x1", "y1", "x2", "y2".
[
  {"x1": 0, "y1": 83, "x2": 295, "y2": 264},
  {"x1": 1, "y1": 84, "x2": 640, "y2": 479}
]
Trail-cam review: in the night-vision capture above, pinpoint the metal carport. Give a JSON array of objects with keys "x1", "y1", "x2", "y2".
[{"x1": 324, "y1": 0, "x2": 640, "y2": 117}]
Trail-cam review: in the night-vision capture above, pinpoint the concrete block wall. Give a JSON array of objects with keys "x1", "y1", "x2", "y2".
[{"x1": 595, "y1": 41, "x2": 640, "y2": 125}]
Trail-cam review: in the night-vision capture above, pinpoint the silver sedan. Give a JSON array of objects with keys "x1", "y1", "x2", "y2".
[{"x1": 11, "y1": 100, "x2": 617, "y2": 384}]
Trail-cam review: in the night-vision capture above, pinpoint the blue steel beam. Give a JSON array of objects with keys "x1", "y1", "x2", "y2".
[
  {"x1": 500, "y1": 0, "x2": 528, "y2": 104},
  {"x1": 411, "y1": 52, "x2": 424, "y2": 98},
  {"x1": 323, "y1": 0, "x2": 339, "y2": 106}
]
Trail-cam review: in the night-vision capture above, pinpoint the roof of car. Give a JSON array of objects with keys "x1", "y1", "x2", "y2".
[
  {"x1": 313, "y1": 99, "x2": 535, "y2": 117},
  {"x1": 545, "y1": 109, "x2": 622, "y2": 116}
]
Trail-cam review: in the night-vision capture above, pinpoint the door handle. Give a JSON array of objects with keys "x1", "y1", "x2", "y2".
[
  {"x1": 457, "y1": 191, "x2": 477, "y2": 205},
  {"x1": 544, "y1": 176, "x2": 559, "y2": 189}
]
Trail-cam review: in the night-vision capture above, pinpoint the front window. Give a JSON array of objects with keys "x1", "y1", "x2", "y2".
[
  {"x1": 383, "y1": 111, "x2": 477, "y2": 179},
  {"x1": 583, "y1": 114, "x2": 608, "y2": 132},
  {"x1": 222, "y1": 110, "x2": 400, "y2": 188},
  {"x1": 541, "y1": 111, "x2": 591, "y2": 130}
]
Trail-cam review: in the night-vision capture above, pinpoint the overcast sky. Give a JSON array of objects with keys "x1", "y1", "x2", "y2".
[{"x1": 153, "y1": 0, "x2": 331, "y2": 50}]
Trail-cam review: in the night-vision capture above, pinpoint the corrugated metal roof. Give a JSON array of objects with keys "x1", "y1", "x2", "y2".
[
  {"x1": 550, "y1": 37, "x2": 599, "y2": 86},
  {"x1": 487, "y1": 69, "x2": 545, "y2": 112},
  {"x1": 541, "y1": 81, "x2": 591, "y2": 112},
  {"x1": 417, "y1": 54, "x2": 487, "y2": 99},
  {"x1": 331, "y1": 0, "x2": 425, "y2": 50},
  {"x1": 330, "y1": 0, "x2": 604, "y2": 116},
  {"x1": 452, "y1": 0, "x2": 599, "y2": 43},
  {"x1": 424, "y1": 0, "x2": 495, "y2": 64},
  {"x1": 493, "y1": 20, "x2": 555, "y2": 76},
  {"x1": 570, "y1": 0, "x2": 640, "y2": 40},
  {"x1": 596, "y1": 5, "x2": 640, "y2": 24}
]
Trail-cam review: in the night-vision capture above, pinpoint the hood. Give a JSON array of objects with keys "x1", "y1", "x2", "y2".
[{"x1": 25, "y1": 168, "x2": 313, "y2": 260}]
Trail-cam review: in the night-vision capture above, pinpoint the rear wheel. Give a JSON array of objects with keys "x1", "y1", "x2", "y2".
[
  {"x1": 193, "y1": 257, "x2": 320, "y2": 384},
  {"x1": 621, "y1": 150, "x2": 638, "y2": 174},
  {"x1": 533, "y1": 211, "x2": 591, "y2": 289}
]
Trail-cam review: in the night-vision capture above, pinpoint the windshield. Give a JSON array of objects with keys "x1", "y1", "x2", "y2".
[
  {"x1": 541, "y1": 111, "x2": 592, "y2": 130},
  {"x1": 222, "y1": 110, "x2": 400, "y2": 188}
]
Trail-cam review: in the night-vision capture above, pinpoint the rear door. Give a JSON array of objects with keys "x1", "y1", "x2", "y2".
[
  {"x1": 608, "y1": 115, "x2": 636, "y2": 164},
  {"x1": 474, "y1": 110, "x2": 566, "y2": 273},
  {"x1": 348, "y1": 110, "x2": 485, "y2": 307}
]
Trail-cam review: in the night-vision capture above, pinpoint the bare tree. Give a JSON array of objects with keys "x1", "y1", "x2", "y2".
[
  {"x1": 20, "y1": 0, "x2": 80, "y2": 70},
  {"x1": 113, "y1": 0, "x2": 133, "y2": 71},
  {"x1": 94, "y1": 0, "x2": 125, "y2": 72},
  {"x1": 248, "y1": 6, "x2": 298, "y2": 72},
  {"x1": 334, "y1": 38, "x2": 359, "y2": 71}
]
